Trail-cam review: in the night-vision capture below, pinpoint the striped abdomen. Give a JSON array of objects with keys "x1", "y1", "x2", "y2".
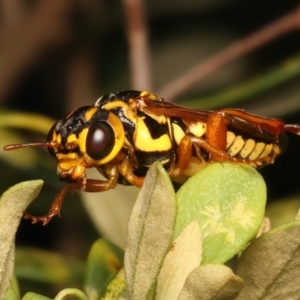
[{"x1": 226, "y1": 131, "x2": 280, "y2": 160}]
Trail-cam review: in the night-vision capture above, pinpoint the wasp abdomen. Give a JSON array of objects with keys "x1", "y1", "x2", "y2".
[{"x1": 226, "y1": 131, "x2": 277, "y2": 160}]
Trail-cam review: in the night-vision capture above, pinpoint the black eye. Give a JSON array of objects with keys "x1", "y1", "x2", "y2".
[{"x1": 86, "y1": 121, "x2": 115, "y2": 160}]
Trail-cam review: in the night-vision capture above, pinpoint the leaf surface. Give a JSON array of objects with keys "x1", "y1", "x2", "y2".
[
  {"x1": 124, "y1": 162, "x2": 176, "y2": 300},
  {"x1": 175, "y1": 162, "x2": 266, "y2": 264},
  {"x1": 0, "y1": 181, "x2": 43, "y2": 300},
  {"x1": 156, "y1": 221, "x2": 202, "y2": 300},
  {"x1": 236, "y1": 221, "x2": 300, "y2": 299},
  {"x1": 84, "y1": 239, "x2": 123, "y2": 299}
]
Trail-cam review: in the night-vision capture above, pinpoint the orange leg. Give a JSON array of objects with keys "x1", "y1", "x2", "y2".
[
  {"x1": 24, "y1": 165, "x2": 119, "y2": 225},
  {"x1": 170, "y1": 110, "x2": 279, "y2": 177},
  {"x1": 169, "y1": 113, "x2": 230, "y2": 177},
  {"x1": 118, "y1": 158, "x2": 145, "y2": 187},
  {"x1": 189, "y1": 137, "x2": 273, "y2": 167},
  {"x1": 205, "y1": 111, "x2": 229, "y2": 161},
  {"x1": 169, "y1": 135, "x2": 194, "y2": 176},
  {"x1": 171, "y1": 134, "x2": 273, "y2": 179}
]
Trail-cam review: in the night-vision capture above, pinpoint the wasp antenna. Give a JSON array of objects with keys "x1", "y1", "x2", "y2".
[
  {"x1": 4, "y1": 141, "x2": 57, "y2": 151},
  {"x1": 284, "y1": 124, "x2": 300, "y2": 135}
]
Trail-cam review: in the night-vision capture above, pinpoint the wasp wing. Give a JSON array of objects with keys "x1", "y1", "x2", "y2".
[
  {"x1": 144, "y1": 100, "x2": 279, "y2": 143},
  {"x1": 144, "y1": 100, "x2": 212, "y2": 121}
]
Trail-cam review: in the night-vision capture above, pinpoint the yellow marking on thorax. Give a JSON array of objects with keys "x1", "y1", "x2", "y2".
[
  {"x1": 102, "y1": 100, "x2": 137, "y2": 126},
  {"x1": 172, "y1": 123, "x2": 185, "y2": 145},
  {"x1": 102, "y1": 100, "x2": 128, "y2": 111},
  {"x1": 189, "y1": 122, "x2": 206, "y2": 138},
  {"x1": 135, "y1": 117, "x2": 172, "y2": 151},
  {"x1": 85, "y1": 107, "x2": 98, "y2": 121},
  {"x1": 144, "y1": 111, "x2": 167, "y2": 124},
  {"x1": 140, "y1": 91, "x2": 158, "y2": 100}
]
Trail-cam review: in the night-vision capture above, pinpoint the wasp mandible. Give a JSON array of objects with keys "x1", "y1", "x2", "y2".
[{"x1": 4, "y1": 90, "x2": 300, "y2": 224}]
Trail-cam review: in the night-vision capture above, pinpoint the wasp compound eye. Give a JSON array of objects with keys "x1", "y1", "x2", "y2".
[{"x1": 86, "y1": 121, "x2": 115, "y2": 160}]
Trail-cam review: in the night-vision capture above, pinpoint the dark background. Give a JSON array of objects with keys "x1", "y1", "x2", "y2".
[{"x1": 0, "y1": 0, "x2": 300, "y2": 295}]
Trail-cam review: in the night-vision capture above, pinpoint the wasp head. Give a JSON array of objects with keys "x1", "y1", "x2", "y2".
[{"x1": 5, "y1": 106, "x2": 125, "y2": 182}]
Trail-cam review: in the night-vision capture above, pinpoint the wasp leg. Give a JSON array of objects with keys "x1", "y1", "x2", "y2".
[
  {"x1": 169, "y1": 111, "x2": 229, "y2": 176},
  {"x1": 23, "y1": 182, "x2": 82, "y2": 225},
  {"x1": 190, "y1": 137, "x2": 274, "y2": 167},
  {"x1": 171, "y1": 135, "x2": 273, "y2": 179},
  {"x1": 169, "y1": 135, "x2": 194, "y2": 176},
  {"x1": 205, "y1": 110, "x2": 275, "y2": 166},
  {"x1": 205, "y1": 111, "x2": 229, "y2": 161},
  {"x1": 118, "y1": 159, "x2": 145, "y2": 187},
  {"x1": 24, "y1": 165, "x2": 119, "y2": 225},
  {"x1": 170, "y1": 112, "x2": 228, "y2": 176},
  {"x1": 170, "y1": 134, "x2": 228, "y2": 177}
]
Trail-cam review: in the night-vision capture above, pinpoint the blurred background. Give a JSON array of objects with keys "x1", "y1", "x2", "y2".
[{"x1": 0, "y1": 0, "x2": 300, "y2": 296}]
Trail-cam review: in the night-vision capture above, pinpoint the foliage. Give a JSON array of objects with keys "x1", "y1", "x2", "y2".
[
  {"x1": 1, "y1": 2, "x2": 300, "y2": 299},
  {"x1": 1, "y1": 162, "x2": 300, "y2": 299}
]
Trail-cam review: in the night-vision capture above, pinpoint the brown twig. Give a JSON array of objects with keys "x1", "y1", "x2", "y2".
[
  {"x1": 122, "y1": 0, "x2": 152, "y2": 90},
  {"x1": 158, "y1": 7, "x2": 300, "y2": 101},
  {"x1": 1, "y1": 0, "x2": 23, "y2": 27},
  {"x1": 65, "y1": 52, "x2": 96, "y2": 112},
  {"x1": 0, "y1": 0, "x2": 73, "y2": 103}
]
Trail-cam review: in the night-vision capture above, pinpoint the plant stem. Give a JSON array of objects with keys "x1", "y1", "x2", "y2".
[
  {"x1": 158, "y1": 7, "x2": 300, "y2": 101},
  {"x1": 122, "y1": 0, "x2": 152, "y2": 90}
]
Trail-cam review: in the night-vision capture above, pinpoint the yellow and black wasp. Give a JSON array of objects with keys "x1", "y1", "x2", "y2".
[{"x1": 4, "y1": 90, "x2": 300, "y2": 224}]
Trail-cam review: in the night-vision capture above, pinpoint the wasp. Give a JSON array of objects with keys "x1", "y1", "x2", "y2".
[{"x1": 4, "y1": 90, "x2": 300, "y2": 224}]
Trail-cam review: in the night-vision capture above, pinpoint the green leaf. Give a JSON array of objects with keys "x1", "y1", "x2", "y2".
[
  {"x1": 266, "y1": 196, "x2": 300, "y2": 228},
  {"x1": 4, "y1": 276, "x2": 20, "y2": 300},
  {"x1": 0, "y1": 180, "x2": 43, "y2": 299},
  {"x1": 178, "y1": 264, "x2": 244, "y2": 300},
  {"x1": 0, "y1": 111, "x2": 54, "y2": 134},
  {"x1": 101, "y1": 269, "x2": 126, "y2": 300},
  {"x1": 22, "y1": 292, "x2": 51, "y2": 300},
  {"x1": 156, "y1": 221, "x2": 202, "y2": 300},
  {"x1": 175, "y1": 162, "x2": 266, "y2": 264},
  {"x1": 0, "y1": 128, "x2": 39, "y2": 169},
  {"x1": 15, "y1": 247, "x2": 84, "y2": 284},
  {"x1": 54, "y1": 289, "x2": 87, "y2": 300},
  {"x1": 81, "y1": 168, "x2": 139, "y2": 248},
  {"x1": 236, "y1": 221, "x2": 300, "y2": 299},
  {"x1": 84, "y1": 239, "x2": 124, "y2": 299},
  {"x1": 0, "y1": 112, "x2": 55, "y2": 169},
  {"x1": 124, "y1": 162, "x2": 176, "y2": 300}
]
